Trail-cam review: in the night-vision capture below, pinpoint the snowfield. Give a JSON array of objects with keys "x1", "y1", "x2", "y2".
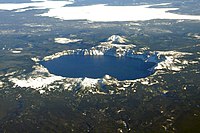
[
  {"x1": 54, "y1": 38, "x2": 82, "y2": 44},
  {"x1": 0, "y1": 1, "x2": 200, "y2": 22}
]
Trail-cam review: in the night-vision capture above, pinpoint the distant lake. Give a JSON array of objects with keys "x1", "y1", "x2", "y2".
[{"x1": 40, "y1": 55, "x2": 156, "y2": 80}]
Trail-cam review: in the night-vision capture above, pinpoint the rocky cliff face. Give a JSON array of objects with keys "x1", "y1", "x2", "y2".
[{"x1": 43, "y1": 35, "x2": 163, "y2": 64}]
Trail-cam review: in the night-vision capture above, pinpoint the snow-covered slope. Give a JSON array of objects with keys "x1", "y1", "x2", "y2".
[
  {"x1": 107, "y1": 35, "x2": 127, "y2": 44},
  {"x1": 43, "y1": 35, "x2": 160, "y2": 63}
]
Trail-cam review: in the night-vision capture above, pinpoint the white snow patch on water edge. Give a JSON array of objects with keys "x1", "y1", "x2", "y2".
[{"x1": 54, "y1": 38, "x2": 82, "y2": 44}]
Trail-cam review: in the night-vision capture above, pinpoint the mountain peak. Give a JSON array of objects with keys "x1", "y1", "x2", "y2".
[{"x1": 107, "y1": 35, "x2": 127, "y2": 44}]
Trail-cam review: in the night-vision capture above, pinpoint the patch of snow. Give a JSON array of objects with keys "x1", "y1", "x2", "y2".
[
  {"x1": 98, "y1": 35, "x2": 136, "y2": 49},
  {"x1": 189, "y1": 60, "x2": 199, "y2": 64},
  {"x1": 193, "y1": 35, "x2": 200, "y2": 39},
  {"x1": 11, "y1": 76, "x2": 63, "y2": 89},
  {"x1": 123, "y1": 83, "x2": 131, "y2": 88},
  {"x1": 23, "y1": 23, "x2": 52, "y2": 28},
  {"x1": 0, "y1": 1, "x2": 200, "y2": 22},
  {"x1": 63, "y1": 83, "x2": 72, "y2": 91},
  {"x1": 188, "y1": 33, "x2": 200, "y2": 40},
  {"x1": 135, "y1": 77, "x2": 159, "y2": 86},
  {"x1": 11, "y1": 50, "x2": 22, "y2": 54},
  {"x1": 176, "y1": 20, "x2": 185, "y2": 23},
  {"x1": 0, "y1": 81, "x2": 3, "y2": 88},
  {"x1": 5, "y1": 71, "x2": 17, "y2": 77},
  {"x1": 118, "y1": 87, "x2": 126, "y2": 91},
  {"x1": 81, "y1": 77, "x2": 99, "y2": 88},
  {"x1": 10, "y1": 48, "x2": 23, "y2": 54},
  {"x1": 8, "y1": 64, "x2": 103, "y2": 94},
  {"x1": 0, "y1": 0, "x2": 73, "y2": 12},
  {"x1": 162, "y1": 90, "x2": 169, "y2": 94},
  {"x1": 54, "y1": 37, "x2": 82, "y2": 44},
  {"x1": 128, "y1": 22, "x2": 141, "y2": 26},
  {"x1": 155, "y1": 51, "x2": 193, "y2": 71},
  {"x1": 117, "y1": 108, "x2": 125, "y2": 114},
  {"x1": 183, "y1": 86, "x2": 187, "y2": 90},
  {"x1": 107, "y1": 35, "x2": 127, "y2": 43},
  {"x1": 111, "y1": 43, "x2": 136, "y2": 48},
  {"x1": 41, "y1": 3, "x2": 200, "y2": 22},
  {"x1": 104, "y1": 75, "x2": 112, "y2": 80},
  {"x1": 15, "y1": 48, "x2": 23, "y2": 51},
  {"x1": 39, "y1": 90, "x2": 46, "y2": 94},
  {"x1": 31, "y1": 57, "x2": 40, "y2": 62},
  {"x1": 10, "y1": 65, "x2": 64, "y2": 89}
]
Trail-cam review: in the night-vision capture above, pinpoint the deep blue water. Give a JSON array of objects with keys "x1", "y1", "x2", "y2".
[{"x1": 40, "y1": 55, "x2": 156, "y2": 80}]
